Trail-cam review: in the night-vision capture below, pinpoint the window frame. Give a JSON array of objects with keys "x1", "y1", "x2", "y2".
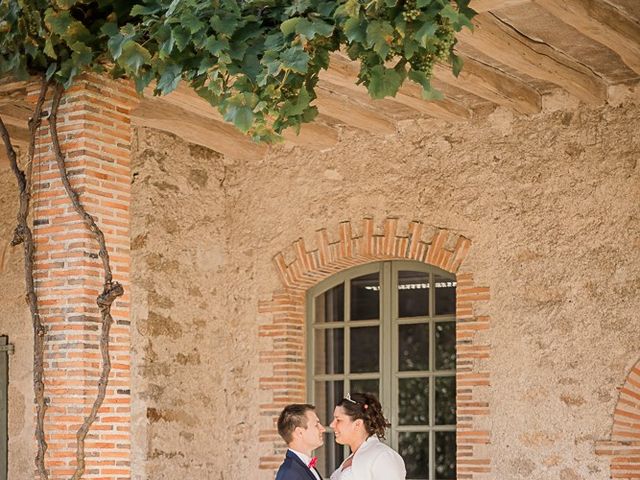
[{"x1": 306, "y1": 260, "x2": 457, "y2": 480}]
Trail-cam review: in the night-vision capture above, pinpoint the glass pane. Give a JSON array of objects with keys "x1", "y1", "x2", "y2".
[
  {"x1": 435, "y1": 376, "x2": 456, "y2": 425},
  {"x1": 315, "y1": 328, "x2": 344, "y2": 374},
  {"x1": 317, "y1": 431, "x2": 345, "y2": 478},
  {"x1": 315, "y1": 284, "x2": 345, "y2": 323},
  {"x1": 399, "y1": 323, "x2": 429, "y2": 371},
  {"x1": 435, "y1": 431, "x2": 456, "y2": 479},
  {"x1": 434, "y1": 275, "x2": 456, "y2": 316},
  {"x1": 399, "y1": 377, "x2": 429, "y2": 425},
  {"x1": 350, "y1": 378, "x2": 379, "y2": 398},
  {"x1": 398, "y1": 432, "x2": 429, "y2": 479},
  {"x1": 315, "y1": 380, "x2": 344, "y2": 430},
  {"x1": 350, "y1": 326, "x2": 379, "y2": 373},
  {"x1": 435, "y1": 322, "x2": 456, "y2": 371},
  {"x1": 350, "y1": 273, "x2": 380, "y2": 320},
  {"x1": 398, "y1": 271, "x2": 429, "y2": 317}
]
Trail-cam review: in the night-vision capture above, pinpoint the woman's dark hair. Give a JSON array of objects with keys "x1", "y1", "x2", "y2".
[{"x1": 336, "y1": 392, "x2": 391, "y2": 439}]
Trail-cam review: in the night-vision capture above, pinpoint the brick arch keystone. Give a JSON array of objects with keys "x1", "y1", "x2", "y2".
[
  {"x1": 596, "y1": 359, "x2": 640, "y2": 479},
  {"x1": 257, "y1": 217, "x2": 492, "y2": 480}
]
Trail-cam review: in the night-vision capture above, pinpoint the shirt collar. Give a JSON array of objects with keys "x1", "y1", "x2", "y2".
[{"x1": 289, "y1": 448, "x2": 313, "y2": 466}]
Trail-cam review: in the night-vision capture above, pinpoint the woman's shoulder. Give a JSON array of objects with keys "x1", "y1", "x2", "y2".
[{"x1": 358, "y1": 437, "x2": 402, "y2": 461}]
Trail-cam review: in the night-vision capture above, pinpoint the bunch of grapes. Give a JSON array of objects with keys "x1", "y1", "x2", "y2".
[
  {"x1": 408, "y1": 18, "x2": 456, "y2": 74},
  {"x1": 402, "y1": 0, "x2": 420, "y2": 22}
]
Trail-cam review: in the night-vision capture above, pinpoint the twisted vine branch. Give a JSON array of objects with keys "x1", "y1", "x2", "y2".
[
  {"x1": 48, "y1": 83, "x2": 123, "y2": 480},
  {"x1": 0, "y1": 76, "x2": 50, "y2": 480}
]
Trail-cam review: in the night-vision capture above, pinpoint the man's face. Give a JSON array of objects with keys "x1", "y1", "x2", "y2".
[{"x1": 298, "y1": 410, "x2": 326, "y2": 451}]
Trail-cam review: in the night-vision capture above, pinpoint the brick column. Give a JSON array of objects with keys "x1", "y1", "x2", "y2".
[{"x1": 30, "y1": 75, "x2": 138, "y2": 479}]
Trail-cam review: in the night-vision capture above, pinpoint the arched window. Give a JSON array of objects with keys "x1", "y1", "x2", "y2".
[{"x1": 307, "y1": 261, "x2": 456, "y2": 480}]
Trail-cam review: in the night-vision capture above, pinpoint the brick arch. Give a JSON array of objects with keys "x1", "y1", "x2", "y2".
[
  {"x1": 596, "y1": 359, "x2": 640, "y2": 479},
  {"x1": 271, "y1": 217, "x2": 470, "y2": 291},
  {"x1": 257, "y1": 217, "x2": 491, "y2": 479}
]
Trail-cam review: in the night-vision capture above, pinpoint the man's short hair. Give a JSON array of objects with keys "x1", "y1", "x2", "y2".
[{"x1": 277, "y1": 404, "x2": 316, "y2": 444}]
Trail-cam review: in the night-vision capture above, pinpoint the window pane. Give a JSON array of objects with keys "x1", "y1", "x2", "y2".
[
  {"x1": 315, "y1": 284, "x2": 344, "y2": 323},
  {"x1": 435, "y1": 431, "x2": 456, "y2": 479},
  {"x1": 398, "y1": 377, "x2": 429, "y2": 425},
  {"x1": 350, "y1": 326, "x2": 379, "y2": 373},
  {"x1": 434, "y1": 276, "x2": 456, "y2": 316},
  {"x1": 315, "y1": 380, "x2": 344, "y2": 428},
  {"x1": 398, "y1": 271, "x2": 429, "y2": 317},
  {"x1": 399, "y1": 323, "x2": 429, "y2": 371},
  {"x1": 435, "y1": 322, "x2": 455, "y2": 371},
  {"x1": 350, "y1": 273, "x2": 380, "y2": 320},
  {"x1": 350, "y1": 378, "x2": 379, "y2": 398},
  {"x1": 315, "y1": 328, "x2": 344, "y2": 374},
  {"x1": 398, "y1": 432, "x2": 429, "y2": 479},
  {"x1": 435, "y1": 376, "x2": 456, "y2": 425},
  {"x1": 317, "y1": 431, "x2": 345, "y2": 478}
]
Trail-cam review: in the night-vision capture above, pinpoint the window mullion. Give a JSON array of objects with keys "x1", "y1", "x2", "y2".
[
  {"x1": 429, "y1": 272, "x2": 436, "y2": 480},
  {"x1": 382, "y1": 261, "x2": 394, "y2": 445}
]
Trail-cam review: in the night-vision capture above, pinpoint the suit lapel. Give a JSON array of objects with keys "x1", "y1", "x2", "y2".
[{"x1": 287, "y1": 450, "x2": 323, "y2": 480}]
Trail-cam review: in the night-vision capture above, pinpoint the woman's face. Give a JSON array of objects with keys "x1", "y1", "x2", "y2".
[{"x1": 330, "y1": 405, "x2": 361, "y2": 446}]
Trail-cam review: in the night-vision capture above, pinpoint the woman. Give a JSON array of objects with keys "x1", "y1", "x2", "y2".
[{"x1": 329, "y1": 392, "x2": 406, "y2": 480}]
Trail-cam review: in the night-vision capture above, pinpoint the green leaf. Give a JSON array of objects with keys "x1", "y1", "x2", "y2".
[
  {"x1": 210, "y1": 14, "x2": 239, "y2": 36},
  {"x1": 366, "y1": 20, "x2": 394, "y2": 58},
  {"x1": 205, "y1": 37, "x2": 229, "y2": 56},
  {"x1": 119, "y1": 41, "x2": 151, "y2": 74},
  {"x1": 45, "y1": 62, "x2": 58, "y2": 80},
  {"x1": 367, "y1": 65, "x2": 403, "y2": 99},
  {"x1": 280, "y1": 17, "x2": 302, "y2": 36},
  {"x1": 172, "y1": 26, "x2": 190, "y2": 51},
  {"x1": 280, "y1": 46, "x2": 310, "y2": 74},
  {"x1": 415, "y1": 21, "x2": 437, "y2": 47},
  {"x1": 44, "y1": 9, "x2": 73, "y2": 36},
  {"x1": 157, "y1": 62, "x2": 183, "y2": 94},
  {"x1": 166, "y1": 0, "x2": 182, "y2": 17},
  {"x1": 343, "y1": 17, "x2": 366, "y2": 43},
  {"x1": 408, "y1": 69, "x2": 444, "y2": 100},
  {"x1": 450, "y1": 53, "x2": 463, "y2": 77},
  {"x1": 44, "y1": 37, "x2": 57, "y2": 59},
  {"x1": 282, "y1": 87, "x2": 311, "y2": 116},
  {"x1": 108, "y1": 33, "x2": 127, "y2": 60},
  {"x1": 181, "y1": 12, "x2": 205, "y2": 34},
  {"x1": 344, "y1": 0, "x2": 361, "y2": 17},
  {"x1": 225, "y1": 104, "x2": 254, "y2": 132},
  {"x1": 130, "y1": 4, "x2": 162, "y2": 16}
]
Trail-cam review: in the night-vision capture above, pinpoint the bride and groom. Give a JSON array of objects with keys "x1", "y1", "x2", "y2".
[{"x1": 275, "y1": 393, "x2": 406, "y2": 480}]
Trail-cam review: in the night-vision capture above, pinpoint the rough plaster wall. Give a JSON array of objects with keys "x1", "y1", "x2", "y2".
[
  {"x1": 124, "y1": 91, "x2": 638, "y2": 479},
  {"x1": 130, "y1": 128, "x2": 257, "y2": 480},
  {"x1": 225, "y1": 95, "x2": 640, "y2": 480},
  {"x1": 0, "y1": 166, "x2": 35, "y2": 479}
]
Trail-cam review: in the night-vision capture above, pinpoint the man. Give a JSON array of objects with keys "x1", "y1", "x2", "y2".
[{"x1": 276, "y1": 404, "x2": 326, "y2": 480}]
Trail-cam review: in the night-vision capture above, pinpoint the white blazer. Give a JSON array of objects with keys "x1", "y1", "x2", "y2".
[{"x1": 331, "y1": 436, "x2": 406, "y2": 480}]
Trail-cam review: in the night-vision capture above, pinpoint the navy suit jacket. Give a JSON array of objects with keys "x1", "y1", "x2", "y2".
[{"x1": 275, "y1": 450, "x2": 322, "y2": 480}]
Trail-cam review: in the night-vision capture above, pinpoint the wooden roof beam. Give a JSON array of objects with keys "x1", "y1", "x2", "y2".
[
  {"x1": 146, "y1": 83, "x2": 340, "y2": 152},
  {"x1": 470, "y1": 0, "x2": 530, "y2": 12},
  {"x1": 325, "y1": 53, "x2": 471, "y2": 122},
  {"x1": 314, "y1": 87, "x2": 398, "y2": 135},
  {"x1": 434, "y1": 55, "x2": 542, "y2": 114},
  {"x1": 458, "y1": 13, "x2": 608, "y2": 104},
  {"x1": 533, "y1": 0, "x2": 640, "y2": 75},
  {"x1": 132, "y1": 96, "x2": 267, "y2": 161}
]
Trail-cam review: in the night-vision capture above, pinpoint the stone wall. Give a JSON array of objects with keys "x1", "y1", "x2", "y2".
[
  {"x1": 0, "y1": 164, "x2": 35, "y2": 480},
  {"x1": 3, "y1": 89, "x2": 639, "y2": 480},
  {"x1": 224, "y1": 94, "x2": 640, "y2": 479},
  {"x1": 129, "y1": 128, "x2": 260, "y2": 479}
]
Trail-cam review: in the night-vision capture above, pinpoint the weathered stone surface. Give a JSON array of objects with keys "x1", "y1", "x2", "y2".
[
  {"x1": 2, "y1": 91, "x2": 639, "y2": 480},
  {"x1": 0, "y1": 162, "x2": 35, "y2": 480}
]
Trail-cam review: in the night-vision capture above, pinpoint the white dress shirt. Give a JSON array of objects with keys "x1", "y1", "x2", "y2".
[{"x1": 289, "y1": 449, "x2": 322, "y2": 480}]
